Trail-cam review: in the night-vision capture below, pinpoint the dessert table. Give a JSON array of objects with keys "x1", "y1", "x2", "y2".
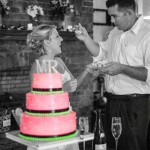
[{"x1": 6, "y1": 130, "x2": 94, "y2": 150}]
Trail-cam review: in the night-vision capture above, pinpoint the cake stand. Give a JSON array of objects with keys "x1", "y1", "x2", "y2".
[{"x1": 6, "y1": 130, "x2": 94, "y2": 150}]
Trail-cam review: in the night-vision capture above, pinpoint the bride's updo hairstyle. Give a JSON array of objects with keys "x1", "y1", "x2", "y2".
[{"x1": 27, "y1": 24, "x2": 56, "y2": 56}]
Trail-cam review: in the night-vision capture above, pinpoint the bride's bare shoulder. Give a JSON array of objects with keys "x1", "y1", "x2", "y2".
[{"x1": 38, "y1": 55, "x2": 49, "y2": 61}]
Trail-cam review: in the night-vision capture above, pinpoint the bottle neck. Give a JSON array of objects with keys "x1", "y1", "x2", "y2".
[
  {"x1": 97, "y1": 109, "x2": 101, "y2": 119},
  {"x1": 97, "y1": 109, "x2": 104, "y2": 131}
]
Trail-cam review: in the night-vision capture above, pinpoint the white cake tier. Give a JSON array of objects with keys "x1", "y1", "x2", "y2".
[
  {"x1": 26, "y1": 92, "x2": 69, "y2": 112},
  {"x1": 20, "y1": 112, "x2": 76, "y2": 136},
  {"x1": 32, "y1": 73, "x2": 62, "y2": 89}
]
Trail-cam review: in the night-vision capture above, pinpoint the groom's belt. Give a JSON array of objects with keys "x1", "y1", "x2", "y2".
[{"x1": 105, "y1": 92, "x2": 150, "y2": 100}]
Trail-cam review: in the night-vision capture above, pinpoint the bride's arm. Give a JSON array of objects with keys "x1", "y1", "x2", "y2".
[
  {"x1": 76, "y1": 65, "x2": 93, "y2": 88},
  {"x1": 30, "y1": 62, "x2": 38, "y2": 87}
]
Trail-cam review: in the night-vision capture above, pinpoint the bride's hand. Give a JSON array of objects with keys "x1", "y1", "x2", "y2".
[{"x1": 63, "y1": 79, "x2": 77, "y2": 92}]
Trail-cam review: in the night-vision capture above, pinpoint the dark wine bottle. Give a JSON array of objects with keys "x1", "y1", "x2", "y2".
[{"x1": 93, "y1": 109, "x2": 106, "y2": 150}]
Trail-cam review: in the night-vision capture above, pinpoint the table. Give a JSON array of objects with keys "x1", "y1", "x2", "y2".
[{"x1": 6, "y1": 130, "x2": 94, "y2": 150}]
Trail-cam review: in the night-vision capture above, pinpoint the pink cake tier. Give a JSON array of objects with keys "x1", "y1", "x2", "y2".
[
  {"x1": 20, "y1": 111, "x2": 76, "y2": 137},
  {"x1": 32, "y1": 73, "x2": 62, "y2": 90},
  {"x1": 26, "y1": 92, "x2": 69, "y2": 112}
]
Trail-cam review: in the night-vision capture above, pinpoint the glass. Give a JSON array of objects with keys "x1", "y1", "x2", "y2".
[
  {"x1": 79, "y1": 116, "x2": 89, "y2": 135},
  {"x1": 111, "y1": 117, "x2": 122, "y2": 150}
]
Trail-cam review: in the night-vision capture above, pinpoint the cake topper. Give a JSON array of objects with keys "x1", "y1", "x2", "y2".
[{"x1": 36, "y1": 59, "x2": 58, "y2": 73}]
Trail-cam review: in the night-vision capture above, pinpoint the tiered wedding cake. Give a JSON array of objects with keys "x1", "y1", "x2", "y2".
[{"x1": 19, "y1": 73, "x2": 77, "y2": 141}]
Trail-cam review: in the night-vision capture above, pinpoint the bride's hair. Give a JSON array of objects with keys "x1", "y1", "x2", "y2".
[{"x1": 27, "y1": 24, "x2": 56, "y2": 56}]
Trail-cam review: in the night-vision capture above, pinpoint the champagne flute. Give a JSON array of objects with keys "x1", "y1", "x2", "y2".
[{"x1": 111, "y1": 117, "x2": 122, "y2": 150}]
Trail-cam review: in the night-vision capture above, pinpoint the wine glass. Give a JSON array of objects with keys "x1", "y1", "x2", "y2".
[
  {"x1": 79, "y1": 117, "x2": 85, "y2": 135},
  {"x1": 79, "y1": 116, "x2": 89, "y2": 135},
  {"x1": 111, "y1": 117, "x2": 122, "y2": 150}
]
